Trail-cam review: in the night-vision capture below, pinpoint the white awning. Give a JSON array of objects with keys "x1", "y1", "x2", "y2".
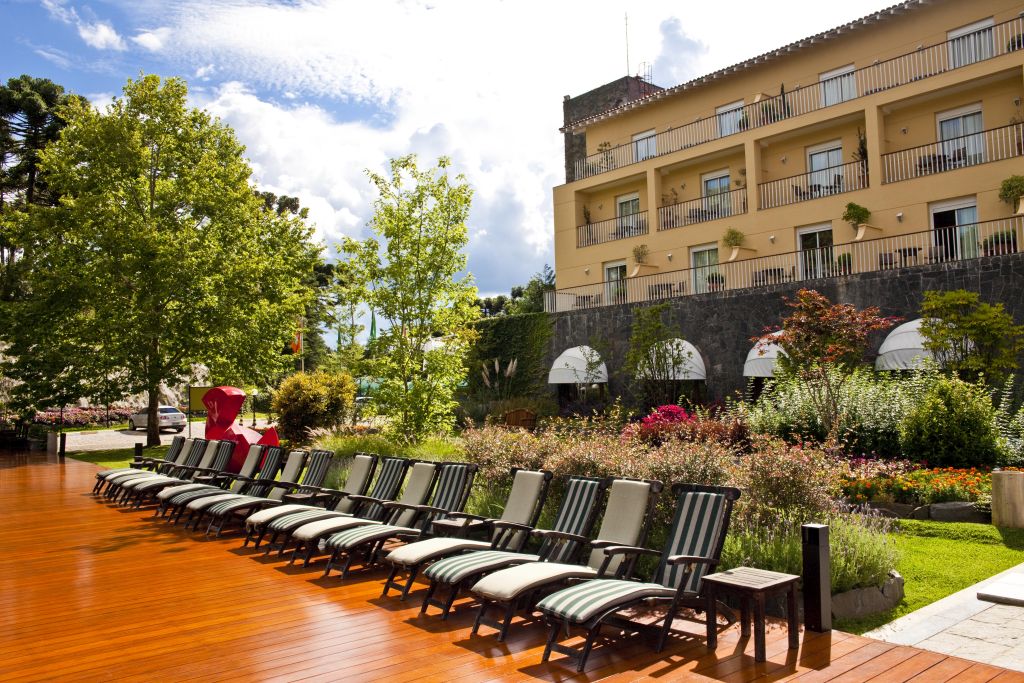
[
  {"x1": 744, "y1": 331, "x2": 785, "y2": 378},
  {"x1": 876, "y1": 318, "x2": 934, "y2": 371},
  {"x1": 548, "y1": 345, "x2": 608, "y2": 384},
  {"x1": 637, "y1": 338, "x2": 706, "y2": 381}
]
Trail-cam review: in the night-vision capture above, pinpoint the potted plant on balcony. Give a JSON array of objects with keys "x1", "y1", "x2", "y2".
[
  {"x1": 706, "y1": 271, "x2": 725, "y2": 292},
  {"x1": 999, "y1": 175, "x2": 1024, "y2": 215},
  {"x1": 835, "y1": 252, "x2": 853, "y2": 275},
  {"x1": 981, "y1": 231, "x2": 1018, "y2": 256},
  {"x1": 721, "y1": 228, "x2": 754, "y2": 261},
  {"x1": 1008, "y1": 34, "x2": 1024, "y2": 52},
  {"x1": 842, "y1": 202, "x2": 871, "y2": 232}
]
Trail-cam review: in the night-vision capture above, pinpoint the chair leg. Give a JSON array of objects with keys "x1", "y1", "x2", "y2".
[
  {"x1": 471, "y1": 600, "x2": 491, "y2": 636},
  {"x1": 420, "y1": 583, "x2": 438, "y2": 615},
  {"x1": 400, "y1": 565, "x2": 420, "y2": 601},
  {"x1": 322, "y1": 549, "x2": 340, "y2": 577},
  {"x1": 440, "y1": 585, "x2": 459, "y2": 620},
  {"x1": 542, "y1": 622, "x2": 560, "y2": 663},
  {"x1": 577, "y1": 624, "x2": 601, "y2": 673},
  {"x1": 301, "y1": 543, "x2": 318, "y2": 568},
  {"x1": 497, "y1": 603, "x2": 516, "y2": 642},
  {"x1": 381, "y1": 565, "x2": 401, "y2": 598}
]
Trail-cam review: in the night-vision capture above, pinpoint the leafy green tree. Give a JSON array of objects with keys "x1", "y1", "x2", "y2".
[
  {"x1": 899, "y1": 376, "x2": 1001, "y2": 466},
  {"x1": 1, "y1": 75, "x2": 317, "y2": 445},
  {"x1": 758, "y1": 289, "x2": 896, "y2": 441},
  {"x1": 506, "y1": 264, "x2": 555, "y2": 315},
  {"x1": 624, "y1": 303, "x2": 691, "y2": 409},
  {"x1": 342, "y1": 155, "x2": 479, "y2": 443},
  {"x1": 919, "y1": 289, "x2": 1024, "y2": 383}
]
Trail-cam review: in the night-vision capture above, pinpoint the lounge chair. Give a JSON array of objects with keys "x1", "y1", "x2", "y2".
[
  {"x1": 92, "y1": 435, "x2": 185, "y2": 493},
  {"x1": 115, "y1": 439, "x2": 220, "y2": 504},
  {"x1": 200, "y1": 449, "x2": 334, "y2": 537},
  {"x1": 320, "y1": 461, "x2": 478, "y2": 579},
  {"x1": 536, "y1": 483, "x2": 741, "y2": 672},
  {"x1": 179, "y1": 447, "x2": 286, "y2": 530},
  {"x1": 418, "y1": 475, "x2": 609, "y2": 620},
  {"x1": 382, "y1": 468, "x2": 552, "y2": 600},
  {"x1": 96, "y1": 437, "x2": 193, "y2": 496},
  {"x1": 283, "y1": 459, "x2": 430, "y2": 567},
  {"x1": 107, "y1": 439, "x2": 208, "y2": 502},
  {"x1": 123, "y1": 440, "x2": 235, "y2": 508},
  {"x1": 243, "y1": 452, "x2": 379, "y2": 551},
  {"x1": 470, "y1": 477, "x2": 663, "y2": 641},
  {"x1": 157, "y1": 443, "x2": 268, "y2": 520}
]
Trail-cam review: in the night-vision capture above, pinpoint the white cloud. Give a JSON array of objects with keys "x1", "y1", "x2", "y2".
[
  {"x1": 112, "y1": 0, "x2": 887, "y2": 294},
  {"x1": 195, "y1": 63, "x2": 216, "y2": 80},
  {"x1": 78, "y1": 21, "x2": 127, "y2": 51},
  {"x1": 132, "y1": 27, "x2": 172, "y2": 52}
]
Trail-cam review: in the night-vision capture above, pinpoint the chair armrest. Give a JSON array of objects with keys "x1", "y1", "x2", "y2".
[
  {"x1": 346, "y1": 494, "x2": 385, "y2": 506},
  {"x1": 446, "y1": 512, "x2": 492, "y2": 524},
  {"x1": 595, "y1": 545, "x2": 662, "y2": 578},
  {"x1": 532, "y1": 529, "x2": 588, "y2": 545},
  {"x1": 266, "y1": 479, "x2": 302, "y2": 490},
  {"x1": 491, "y1": 521, "x2": 534, "y2": 534},
  {"x1": 384, "y1": 502, "x2": 449, "y2": 517},
  {"x1": 666, "y1": 554, "x2": 717, "y2": 566}
]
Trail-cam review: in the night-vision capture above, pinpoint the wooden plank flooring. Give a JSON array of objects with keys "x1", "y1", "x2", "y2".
[{"x1": 1, "y1": 451, "x2": 1020, "y2": 682}]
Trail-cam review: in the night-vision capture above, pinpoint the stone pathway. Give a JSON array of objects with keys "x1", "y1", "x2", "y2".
[{"x1": 867, "y1": 562, "x2": 1024, "y2": 672}]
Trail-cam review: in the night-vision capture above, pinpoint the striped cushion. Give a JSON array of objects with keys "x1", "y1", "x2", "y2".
[
  {"x1": 168, "y1": 488, "x2": 225, "y2": 507},
  {"x1": 472, "y1": 562, "x2": 598, "y2": 601},
  {"x1": 157, "y1": 483, "x2": 215, "y2": 501},
  {"x1": 386, "y1": 537, "x2": 492, "y2": 567},
  {"x1": 422, "y1": 550, "x2": 540, "y2": 585},
  {"x1": 132, "y1": 476, "x2": 187, "y2": 491},
  {"x1": 206, "y1": 496, "x2": 277, "y2": 516},
  {"x1": 324, "y1": 523, "x2": 419, "y2": 551},
  {"x1": 245, "y1": 504, "x2": 316, "y2": 528},
  {"x1": 657, "y1": 492, "x2": 727, "y2": 594},
  {"x1": 537, "y1": 579, "x2": 675, "y2": 624},
  {"x1": 186, "y1": 493, "x2": 238, "y2": 512},
  {"x1": 538, "y1": 478, "x2": 603, "y2": 563},
  {"x1": 266, "y1": 508, "x2": 340, "y2": 532},
  {"x1": 292, "y1": 516, "x2": 373, "y2": 542},
  {"x1": 431, "y1": 464, "x2": 469, "y2": 514},
  {"x1": 360, "y1": 458, "x2": 407, "y2": 520},
  {"x1": 121, "y1": 475, "x2": 175, "y2": 490}
]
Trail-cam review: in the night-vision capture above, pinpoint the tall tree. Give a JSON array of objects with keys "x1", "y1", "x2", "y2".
[
  {"x1": 2, "y1": 75, "x2": 317, "y2": 445},
  {"x1": 506, "y1": 264, "x2": 555, "y2": 315},
  {"x1": 342, "y1": 155, "x2": 479, "y2": 443}
]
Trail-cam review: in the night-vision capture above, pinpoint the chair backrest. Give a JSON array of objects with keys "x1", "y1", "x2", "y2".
[
  {"x1": 170, "y1": 439, "x2": 207, "y2": 476},
  {"x1": 162, "y1": 436, "x2": 186, "y2": 463},
  {"x1": 299, "y1": 449, "x2": 334, "y2": 488},
  {"x1": 411, "y1": 462, "x2": 476, "y2": 531},
  {"x1": 389, "y1": 462, "x2": 440, "y2": 527},
  {"x1": 192, "y1": 440, "x2": 221, "y2": 472},
  {"x1": 268, "y1": 451, "x2": 307, "y2": 501},
  {"x1": 587, "y1": 478, "x2": 662, "y2": 572},
  {"x1": 171, "y1": 439, "x2": 195, "y2": 465},
  {"x1": 333, "y1": 453, "x2": 378, "y2": 514},
  {"x1": 230, "y1": 445, "x2": 266, "y2": 492},
  {"x1": 352, "y1": 457, "x2": 410, "y2": 519},
  {"x1": 653, "y1": 483, "x2": 741, "y2": 595},
  {"x1": 209, "y1": 440, "x2": 236, "y2": 474},
  {"x1": 491, "y1": 468, "x2": 553, "y2": 550},
  {"x1": 538, "y1": 476, "x2": 609, "y2": 563},
  {"x1": 246, "y1": 447, "x2": 285, "y2": 497}
]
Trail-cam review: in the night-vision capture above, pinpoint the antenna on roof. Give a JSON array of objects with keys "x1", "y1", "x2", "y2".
[{"x1": 625, "y1": 12, "x2": 630, "y2": 76}]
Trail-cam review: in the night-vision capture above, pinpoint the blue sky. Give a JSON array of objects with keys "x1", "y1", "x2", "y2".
[{"x1": 2, "y1": 0, "x2": 885, "y2": 300}]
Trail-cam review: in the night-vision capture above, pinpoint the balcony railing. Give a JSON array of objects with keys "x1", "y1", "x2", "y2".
[
  {"x1": 658, "y1": 188, "x2": 747, "y2": 230},
  {"x1": 572, "y1": 16, "x2": 1024, "y2": 181},
  {"x1": 759, "y1": 160, "x2": 868, "y2": 209},
  {"x1": 576, "y1": 211, "x2": 649, "y2": 248},
  {"x1": 882, "y1": 123, "x2": 1024, "y2": 183},
  {"x1": 545, "y1": 216, "x2": 1023, "y2": 312}
]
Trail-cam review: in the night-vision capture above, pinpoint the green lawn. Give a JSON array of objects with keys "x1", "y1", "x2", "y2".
[
  {"x1": 836, "y1": 520, "x2": 1024, "y2": 634},
  {"x1": 67, "y1": 445, "x2": 168, "y2": 469}
]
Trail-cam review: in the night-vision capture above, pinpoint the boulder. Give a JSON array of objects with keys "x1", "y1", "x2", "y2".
[
  {"x1": 831, "y1": 571, "x2": 904, "y2": 621},
  {"x1": 910, "y1": 505, "x2": 931, "y2": 519},
  {"x1": 929, "y1": 501, "x2": 989, "y2": 524}
]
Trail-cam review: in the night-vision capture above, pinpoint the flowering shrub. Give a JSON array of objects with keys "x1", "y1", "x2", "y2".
[
  {"x1": 622, "y1": 403, "x2": 748, "y2": 449},
  {"x1": 621, "y1": 404, "x2": 692, "y2": 443},
  {"x1": 842, "y1": 465, "x2": 1002, "y2": 505},
  {"x1": 33, "y1": 407, "x2": 135, "y2": 428}
]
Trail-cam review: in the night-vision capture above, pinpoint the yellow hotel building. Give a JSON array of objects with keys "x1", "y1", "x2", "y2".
[{"x1": 547, "y1": 0, "x2": 1024, "y2": 312}]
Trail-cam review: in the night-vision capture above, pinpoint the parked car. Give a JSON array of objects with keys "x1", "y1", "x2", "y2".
[{"x1": 128, "y1": 406, "x2": 186, "y2": 432}]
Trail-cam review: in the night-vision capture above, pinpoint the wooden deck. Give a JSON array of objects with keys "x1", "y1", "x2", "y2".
[{"x1": 1, "y1": 452, "x2": 1021, "y2": 683}]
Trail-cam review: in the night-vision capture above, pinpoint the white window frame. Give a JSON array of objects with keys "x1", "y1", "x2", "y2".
[
  {"x1": 796, "y1": 223, "x2": 834, "y2": 280},
  {"x1": 603, "y1": 259, "x2": 628, "y2": 303},
  {"x1": 929, "y1": 196, "x2": 978, "y2": 261},
  {"x1": 935, "y1": 103, "x2": 983, "y2": 138},
  {"x1": 936, "y1": 104, "x2": 984, "y2": 167},
  {"x1": 690, "y1": 242, "x2": 720, "y2": 293},
  {"x1": 632, "y1": 129, "x2": 657, "y2": 162},
  {"x1": 716, "y1": 100, "x2": 745, "y2": 137},
  {"x1": 700, "y1": 169, "x2": 732, "y2": 218},
  {"x1": 819, "y1": 64, "x2": 856, "y2": 106},
  {"x1": 929, "y1": 196, "x2": 977, "y2": 216},
  {"x1": 947, "y1": 17, "x2": 994, "y2": 68}
]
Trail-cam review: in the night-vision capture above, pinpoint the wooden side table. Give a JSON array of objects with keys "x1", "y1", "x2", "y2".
[{"x1": 703, "y1": 566, "x2": 800, "y2": 662}]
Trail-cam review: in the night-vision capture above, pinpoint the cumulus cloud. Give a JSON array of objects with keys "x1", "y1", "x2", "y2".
[
  {"x1": 132, "y1": 27, "x2": 172, "y2": 52},
  {"x1": 78, "y1": 21, "x2": 127, "y2": 51},
  {"x1": 651, "y1": 18, "x2": 708, "y2": 86}
]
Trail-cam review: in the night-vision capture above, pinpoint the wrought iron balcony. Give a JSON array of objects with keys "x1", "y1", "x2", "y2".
[
  {"x1": 882, "y1": 123, "x2": 1024, "y2": 183},
  {"x1": 759, "y1": 161, "x2": 868, "y2": 209},
  {"x1": 572, "y1": 16, "x2": 1024, "y2": 181},
  {"x1": 658, "y1": 188, "x2": 747, "y2": 230},
  {"x1": 575, "y1": 211, "x2": 649, "y2": 248},
  {"x1": 546, "y1": 216, "x2": 1023, "y2": 312}
]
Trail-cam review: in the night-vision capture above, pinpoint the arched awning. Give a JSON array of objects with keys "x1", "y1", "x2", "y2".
[
  {"x1": 876, "y1": 319, "x2": 934, "y2": 371},
  {"x1": 548, "y1": 345, "x2": 608, "y2": 384},
  {"x1": 744, "y1": 331, "x2": 785, "y2": 378},
  {"x1": 637, "y1": 338, "x2": 707, "y2": 381}
]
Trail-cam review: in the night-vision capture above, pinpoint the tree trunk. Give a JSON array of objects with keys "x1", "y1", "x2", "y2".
[{"x1": 145, "y1": 385, "x2": 161, "y2": 447}]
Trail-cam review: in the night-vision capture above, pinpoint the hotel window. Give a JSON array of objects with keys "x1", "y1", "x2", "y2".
[
  {"x1": 701, "y1": 170, "x2": 731, "y2": 218},
  {"x1": 819, "y1": 65, "x2": 856, "y2": 107},
  {"x1": 806, "y1": 140, "x2": 844, "y2": 196},
  {"x1": 604, "y1": 259, "x2": 628, "y2": 303},
  {"x1": 690, "y1": 243, "x2": 720, "y2": 294},
  {"x1": 632, "y1": 130, "x2": 657, "y2": 162},
  {"x1": 947, "y1": 18, "x2": 994, "y2": 68},
  {"x1": 930, "y1": 197, "x2": 978, "y2": 262},
  {"x1": 797, "y1": 223, "x2": 834, "y2": 280},
  {"x1": 937, "y1": 104, "x2": 984, "y2": 167},
  {"x1": 615, "y1": 192, "x2": 643, "y2": 237},
  {"x1": 716, "y1": 101, "x2": 745, "y2": 137}
]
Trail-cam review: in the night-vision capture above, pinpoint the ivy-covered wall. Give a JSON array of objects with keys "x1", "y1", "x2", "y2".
[{"x1": 465, "y1": 313, "x2": 553, "y2": 400}]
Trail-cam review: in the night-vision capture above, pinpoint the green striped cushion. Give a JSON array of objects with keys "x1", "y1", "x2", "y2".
[
  {"x1": 324, "y1": 523, "x2": 419, "y2": 551},
  {"x1": 156, "y1": 483, "x2": 214, "y2": 501},
  {"x1": 538, "y1": 478, "x2": 603, "y2": 563},
  {"x1": 536, "y1": 579, "x2": 674, "y2": 623},
  {"x1": 431, "y1": 464, "x2": 469, "y2": 514},
  {"x1": 360, "y1": 458, "x2": 406, "y2": 519},
  {"x1": 207, "y1": 496, "x2": 272, "y2": 516},
  {"x1": 169, "y1": 487, "x2": 224, "y2": 507},
  {"x1": 246, "y1": 504, "x2": 316, "y2": 528},
  {"x1": 657, "y1": 492, "x2": 727, "y2": 594},
  {"x1": 423, "y1": 550, "x2": 540, "y2": 585},
  {"x1": 301, "y1": 450, "x2": 333, "y2": 487},
  {"x1": 267, "y1": 508, "x2": 339, "y2": 531}
]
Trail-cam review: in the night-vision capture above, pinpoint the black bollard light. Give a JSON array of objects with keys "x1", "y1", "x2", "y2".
[{"x1": 802, "y1": 523, "x2": 831, "y2": 632}]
